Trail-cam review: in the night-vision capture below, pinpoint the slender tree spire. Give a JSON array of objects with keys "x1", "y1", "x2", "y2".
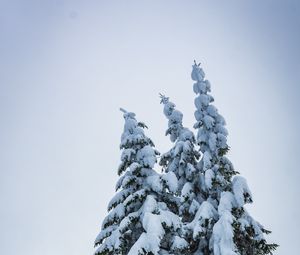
[
  {"x1": 159, "y1": 94, "x2": 202, "y2": 225},
  {"x1": 189, "y1": 61, "x2": 278, "y2": 255}
]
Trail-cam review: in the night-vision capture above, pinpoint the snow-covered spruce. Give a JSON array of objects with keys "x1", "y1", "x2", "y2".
[
  {"x1": 94, "y1": 109, "x2": 187, "y2": 255},
  {"x1": 159, "y1": 94, "x2": 202, "y2": 224},
  {"x1": 187, "y1": 62, "x2": 278, "y2": 254}
]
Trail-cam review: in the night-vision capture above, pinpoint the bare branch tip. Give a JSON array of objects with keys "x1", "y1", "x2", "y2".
[
  {"x1": 194, "y1": 60, "x2": 201, "y2": 66},
  {"x1": 120, "y1": 108, "x2": 127, "y2": 113}
]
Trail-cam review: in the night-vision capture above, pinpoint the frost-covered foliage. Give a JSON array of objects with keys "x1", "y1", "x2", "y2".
[
  {"x1": 94, "y1": 109, "x2": 186, "y2": 255},
  {"x1": 159, "y1": 94, "x2": 202, "y2": 222},
  {"x1": 94, "y1": 62, "x2": 277, "y2": 255},
  {"x1": 188, "y1": 62, "x2": 278, "y2": 255}
]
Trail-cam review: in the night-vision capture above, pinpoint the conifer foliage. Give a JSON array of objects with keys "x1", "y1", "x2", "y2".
[
  {"x1": 190, "y1": 61, "x2": 278, "y2": 255},
  {"x1": 159, "y1": 94, "x2": 202, "y2": 223},
  {"x1": 94, "y1": 109, "x2": 186, "y2": 255},
  {"x1": 94, "y1": 63, "x2": 278, "y2": 255}
]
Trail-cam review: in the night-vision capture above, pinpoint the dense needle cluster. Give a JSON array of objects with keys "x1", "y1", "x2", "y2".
[{"x1": 94, "y1": 62, "x2": 278, "y2": 255}]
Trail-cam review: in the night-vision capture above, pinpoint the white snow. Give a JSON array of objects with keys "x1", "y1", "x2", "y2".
[
  {"x1": 123, "y1": 189, "x2": 147, "y2": 207},
  {"x1": 142, "y1": 195, "x2": 158, "y2": 214},
  {"x1": 136, "y1": 145, "x2": 157, "y2": 168},
  {"x1": 95, "y1": 228, "x2": 121, "y2": 254},
  {"x1": 121, "y1": 175, "x2": 136, "y2": 188},
  {"x1": 181, "y1": 182, "x2": 193, "y2": 201},
  {"x1": 171, "y1": 236, "x2": 189, "y2": 251},
  {"x1": 203, "y1": 115, "x2": 215, "y2": 129},
  {"x1": 188, "y1": 199, "x2": 200, "y2": 215},
  {"x1": 188, "y1": 201, "x2": 218, "y2": 239},
  {"x1": 202, "y1": 151, "x2": 212, "y2": 171},
  {"x1": 217, "y1": 133, "x2": 227, "y2": 149},
  {"x1": 218, "y1": 191, "x2": 236, "y2": 216},
  {"x1": 128, "y1": 195, "x2": 183, "y2": 255},
  {"x1": 211, "y1": 211, "x2": 237, "y2": 255},
  {"x1": 208, "y1": 133, "x2": 217, "y2": 151},
  {"x1": 205, "y1": 169, "x2": 215, "y2": 189},
  {"x1": 191, "y1": 63, "x2": 205, "y2": 82},
  {"x1": 207, "y1": 104, "x2": 218, "y2": 117},
  {"x1": 121, "y1": 148, "x2": 135, "y2": 161},
  {"x1": 160, "y1": 209, "x2": 181, "y2": 230},
  {"x1": 146, "y1": 174, "x2": 163, "y2": 193},
  {"x1": 186, "y1": 163, "x2": 196, "y2": 179},
  {"x1": 232, "y1": 176, "x2": 252, "y2": 207},
  {"x1": 108, "y1": 189, "x2": 131, "y2": 210},
  {"x1": 162, "y1": 171, "x2": 178, "y2": 193},
  {"x1": 119, "y1": 211, "x2": 140, "y2": 233},
  {"x1": 101, "y1": 203, "x2": 125, "y2": 229},
  {"x1": 95, "y1": 225, "x2": 116, "y2": 245},
  {"x1": 95, "y1": 63, "x2": 271, "y2": 255}
]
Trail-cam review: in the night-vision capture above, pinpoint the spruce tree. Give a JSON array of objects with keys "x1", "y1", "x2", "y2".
[
  {"x1": 159, "y1": 95, "x2": 202, "y2": 223},
  {"x1": 94, "y1": 62, "x2": 277, "y2": 255},
  {"x1": 188, "y1": 61, "x2": 278, "y2": 254},
  {"x1": 94, "y1": 109, "x2": 187, "y2": 255}
]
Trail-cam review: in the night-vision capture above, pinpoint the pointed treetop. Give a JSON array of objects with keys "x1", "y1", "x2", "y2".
[
  {"x1": 193, "y1": 59, "x2": 201, "y2": 66},
  {"x1": 159, "y1": 93, "x2": 170, "y2": 104},
  {"x1": 120, "y1": 107, "x2": 136, "y2": 119},
  {"x1": 192, "y1": 60, "x2": 205, "y2": 82}
]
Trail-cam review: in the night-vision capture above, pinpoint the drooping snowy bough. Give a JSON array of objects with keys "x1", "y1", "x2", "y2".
[{"x1": 94, "y1": 109, "x2": 187, "y2": 255}]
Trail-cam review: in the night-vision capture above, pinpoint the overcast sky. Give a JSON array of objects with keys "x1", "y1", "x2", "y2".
[{"x1": 0, "y1": 1, "x2": 299, "y2": 254}]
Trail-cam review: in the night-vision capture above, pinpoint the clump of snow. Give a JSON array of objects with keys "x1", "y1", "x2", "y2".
[
  {"x1": 143, "y1": 212, "x2": 165, "y2": 238},
  {"x1": 121, "y1": 148, "x2": 135, "y2": 161},
  {"x1": 232, "y1": 176, "x2": 252, "y2": 207},
  {"x1": 208, "y1": 133, "x2": 217, "y2": 151},
  {"x1": 146, "y1": 175, "x2": 163, "y2": 193},
  {"x1": 191, "y1": 62, "x2": 205, "y2": 82},
  {"x1": 95, "y1": 225, "x2": 116, "y2": 245},
  {"x1": 101, "y1": 203, "x2": 125, "y2": 229},
  {"x1": 108, "y1": 189, "x2": 131, "y2": 210},
  {"x1": 128, "y1": 230, "x2": 161, "y2": 255},
  {"x1": 238, "y1": 210, "x2": 264, "y2": 241},
  {"x1": 160, "y1": 209, "x2": 181, "y2": 230},
  {"x1": 205, "y1": 169, "x2": 215, "y2": 189},
  {"x1": 207, "y1": 104, "x2": 218, "y2": 117},
  {"x1": 217, "y1": 133, "x2": 227, "y2": 149},
  {"x1": 121, "y1": 175, "x2": 136, "y2": 188},
  {"x1": 187, "y1": 201, "x2": 218, "y2": 240},
  {"x1": 202, "y1": 151, "x2": 212, "y2": 171},
  {"x1": 128, "y1": 195, "x2": 183, "y2": 255},
  {"x1": 181, "y1": 182, "x2": 193, "y2": 201},
  {"x1": 142, "y1": 195, "x2": 158, "y2": 214},
  {"x1": 95, "y1": 228, "x2": 122, "y2": 254},
  {"x1": 211, "y1": 211, "x2": 237, "y2": 255},
  {"x1": 185, "y1": 163, "x2": 196, "y2": 179},
  {"x1": 179, "y1": 128, "x2": 194, "y2": 141},
  {"x1": 171, "y1": 236, "x2": 189, "y2": 251},
  {"x1": 203, "y1": 115, "x2": 215, "y2": 129},
  {"x1": 188, "y1": 199, "x2": 200, "y2": 215},
  {"x1": 218, "y1": 191, "x2": 236, "y2": 216},
  {"x1": 123, "y1": 189, "x2": 147, "y2": 207},
  {"x1": 210, "y1": 191, "x2": 240, "y2": 255},
  {"x1": 162, "y1": 171, "x2": 178, "y2": 193},
  {"x1": 119, "y1": 211, "x2": 140, "y2": 233},
  {"x1": 137, "y1": 145, "x2": 157, "y2": 168}
]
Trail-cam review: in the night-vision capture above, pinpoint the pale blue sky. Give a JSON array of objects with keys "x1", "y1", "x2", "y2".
[{"x1": 0, "y1": 1, "x2": 299, "y2": 254}]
